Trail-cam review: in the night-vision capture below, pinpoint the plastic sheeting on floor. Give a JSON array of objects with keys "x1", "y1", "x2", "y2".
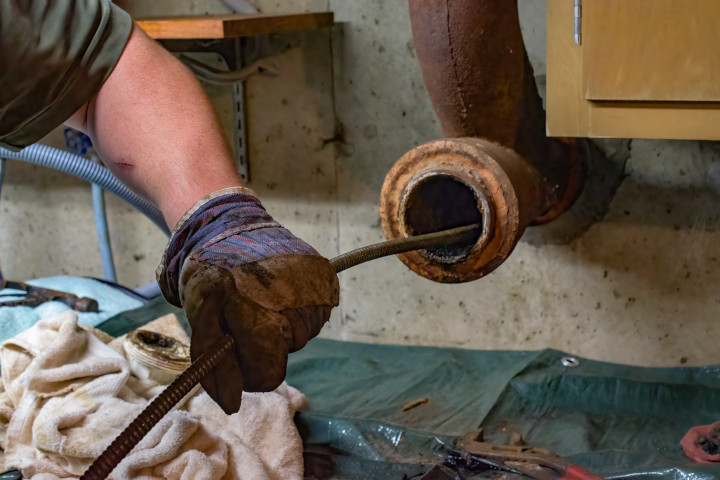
[
  {"x1": 97, "y1": 299, "x2": 720, "y2": 479},
  {"x1": 287, "y1": 340, "x2": 720, "y2": 479}
]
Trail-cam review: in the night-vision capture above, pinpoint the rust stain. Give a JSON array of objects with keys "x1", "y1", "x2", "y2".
[{"x1": 402, "y1": 397, "x2": 429, "y2": 411}]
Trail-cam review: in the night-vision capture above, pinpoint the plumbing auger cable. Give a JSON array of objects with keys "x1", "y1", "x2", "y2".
[{"x1": 80, "y1": 223, "x2": 481, "y2": 480}]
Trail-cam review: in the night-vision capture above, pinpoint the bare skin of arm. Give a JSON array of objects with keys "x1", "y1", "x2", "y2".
[{"x1": 66, "y1": 23, "x2": 243, "y2": 229}]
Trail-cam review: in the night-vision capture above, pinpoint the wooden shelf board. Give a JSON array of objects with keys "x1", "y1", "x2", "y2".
[{"x1": 136, "y1": 12, "x2": 334, "y2": 39}]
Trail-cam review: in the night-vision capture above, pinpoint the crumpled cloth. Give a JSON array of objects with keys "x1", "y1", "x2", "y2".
[
  {"x1": 0, "y1": 311, "x2": 306, "y2": 479},
  {"x1": 682, "y1": 420, "x2": 720, "y2": 463}
]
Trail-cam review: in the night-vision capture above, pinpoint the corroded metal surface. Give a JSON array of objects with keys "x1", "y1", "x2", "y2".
[
  {"x1": 379, "y1": 0, "x2": 587, "y2": 283},
  {"x1": 125, "y1": 329, "x2": 192, "y2": 384},
  {"x1": 380, "y1": 138, "x2": 545, "y2": 283},
  {"x1": 406, "y1": 0, "x2": 582, "y2": 218},
  {"x1": 408, "y1": 0, "x2": 545, "y2": 151},
  {"x1": 0, "y1": 279, "x2": 99, "y2": 312}
]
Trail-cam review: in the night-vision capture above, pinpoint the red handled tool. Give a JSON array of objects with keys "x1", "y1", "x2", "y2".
[{"x1": 457, "y1": 429, "x2": 605, "y2": 480}]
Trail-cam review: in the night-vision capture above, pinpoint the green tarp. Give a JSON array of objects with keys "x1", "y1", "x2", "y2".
[
  {"x1": 287, "y1": 339, "x2": 720, "y2": 479},
  {"x1": 97, "y1": 301, "x2": 720, "y2": 479}
]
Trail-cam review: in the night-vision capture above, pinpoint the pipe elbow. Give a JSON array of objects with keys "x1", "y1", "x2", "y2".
[{"x1": 379, "y1": 1, "x2": 586, "y2": 283}]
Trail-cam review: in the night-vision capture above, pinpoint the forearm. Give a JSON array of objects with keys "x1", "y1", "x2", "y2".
[{"x1": 66, "y1": 23, "x2": 243, "y2": 228}]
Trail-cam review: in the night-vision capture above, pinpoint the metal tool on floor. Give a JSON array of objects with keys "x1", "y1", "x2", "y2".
[
  {"x1": 81, "y1": 223, "x2": 482, "y2": 480},
  {"x1": 418, "y1": 454, "x2": 525, "y2": 480},
  {"x1": 0, "y1": 279, "x2": 99, "y2": 312},
  {"x1": 455, "y1": 429, "x2": 605, "y2": 480}
]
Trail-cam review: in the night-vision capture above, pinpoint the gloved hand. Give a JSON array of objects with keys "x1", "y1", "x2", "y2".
[{"x1": 157, "y1": 187, "x2": 339, "y2": 414}]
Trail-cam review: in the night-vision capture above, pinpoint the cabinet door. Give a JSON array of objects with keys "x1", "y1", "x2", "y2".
[
  {"x1": 548, "y1": 0, "x2": 720, "y2": 139},
  {"x1": 583, "y1": 0, "x2": 720, "y2": 102}
]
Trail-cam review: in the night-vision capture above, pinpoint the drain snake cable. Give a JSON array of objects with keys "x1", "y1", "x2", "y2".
[{"x1": 80, "y1": 223, "x2": 481, "y2": 479}]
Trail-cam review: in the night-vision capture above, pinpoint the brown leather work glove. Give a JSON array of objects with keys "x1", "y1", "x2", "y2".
[{"x1": 157, "y1": 187, "x2": 339, "y2": 414}]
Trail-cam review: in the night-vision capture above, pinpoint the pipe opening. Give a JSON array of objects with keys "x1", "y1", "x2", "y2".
[
  {"x1": 402, "y1": 174, "x2": 483, "y2": 263},
  {"x1": 136, "y1": 330, "x2": 177, "y2": 349}
]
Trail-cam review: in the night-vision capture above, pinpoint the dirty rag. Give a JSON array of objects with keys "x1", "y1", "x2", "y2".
[
  {"x1": 0, "y1": 311, "x2": 306, "y2": 479},
  {"x1": 682, "y1": 420, "x2": 720, "y2": 463}
]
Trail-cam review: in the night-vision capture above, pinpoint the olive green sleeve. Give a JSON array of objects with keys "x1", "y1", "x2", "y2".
[{"x1": 0, "y1": 0, "x2": 133, "y2": 151}]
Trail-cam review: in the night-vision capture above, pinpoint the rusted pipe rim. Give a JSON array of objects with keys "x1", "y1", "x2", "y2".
[
  {"x1": 380, "y1": 138, "x2": 529, "y2": 283},
  {"x1": 398, "y1": 169, "x2": 491, "y2": 264}
]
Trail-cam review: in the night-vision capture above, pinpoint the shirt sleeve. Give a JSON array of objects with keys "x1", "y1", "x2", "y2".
[{"x1": 0, "y1": 0, "x2": 133, "y2": 151}]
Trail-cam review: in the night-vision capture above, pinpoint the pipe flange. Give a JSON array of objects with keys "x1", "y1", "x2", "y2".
[{"x1": 380, "y1": 138, "x2": 540, "y2": 283}]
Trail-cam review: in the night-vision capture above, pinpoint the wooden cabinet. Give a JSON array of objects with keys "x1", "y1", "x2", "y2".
[{"x1": 547, "y1": 0, "x2": 720, "y2": 139}]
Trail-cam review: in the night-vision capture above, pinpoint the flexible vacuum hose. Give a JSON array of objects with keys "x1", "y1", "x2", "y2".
[
  {"x1": 80, "y1": 223, "x2": 482, "y2": 480},
  {"x1": 0, "y1": 145, "x2": 170, "y2": 235}
]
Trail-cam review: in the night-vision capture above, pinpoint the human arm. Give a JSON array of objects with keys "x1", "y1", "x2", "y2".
[
  {"x1": 69, "y1": 23, "x2": 339, "y2": 412},
  {"x1": 66, "y1": 23, "x2": 242, "y2": 228},
  {"x1": 1, "y1": 0, "x2": 339, "y2": 413}
]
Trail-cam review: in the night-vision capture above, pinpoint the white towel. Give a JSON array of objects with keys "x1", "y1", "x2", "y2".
[{"x1": 0, "y1": 311, "x2": 306, "y2": 480}]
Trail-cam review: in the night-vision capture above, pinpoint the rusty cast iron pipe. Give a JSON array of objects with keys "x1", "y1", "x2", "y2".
[
  {"x1": 379, "y1": 0, "x2": 585, "y2": 283},
  {"x1": 406, "y1": 0, "x2": 582, "y2": 218},
  {"x1": 381, "y1": 137, "x2": 546, "y2": 283}
]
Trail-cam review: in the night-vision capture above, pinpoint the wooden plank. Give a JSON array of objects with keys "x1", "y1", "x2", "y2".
[
  {"x1": 583, "y1": 0, "x2": 720, "y2": 102},
  {"x1": 587, "y1": 102, "x2": 720, "y2": 140},
  {"x1": 136, "y1": 12, "x2": 334, "y2": 39}
]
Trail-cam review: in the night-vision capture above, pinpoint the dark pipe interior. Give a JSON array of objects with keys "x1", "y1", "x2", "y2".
[
  {"x1": 137, "y1": 330, "x2": 176, "y2": 349},
  {"x1": 403, "y1": 175, "x2": 483, "y2": 262}
]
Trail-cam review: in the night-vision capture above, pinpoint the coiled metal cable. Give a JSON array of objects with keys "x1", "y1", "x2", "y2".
[
  {"x1": 81, "y1": 336, "x2": 235, "y2": 480},
  {"x1": 81, "y1": 223, "x2": 481, "y2": 479}
]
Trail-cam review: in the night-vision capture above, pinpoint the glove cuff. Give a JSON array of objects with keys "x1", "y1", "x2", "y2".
[
  {"x1": 156, "y1": 187, "x2": 278, "y2": 306},
  {"x1": 169, "y1": 186, "x2": 258, "y2": 235}
]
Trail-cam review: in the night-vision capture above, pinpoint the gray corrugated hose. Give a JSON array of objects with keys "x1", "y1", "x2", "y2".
[{"x1": 0, "y1": 144, "x2": 170, "y2": 236}]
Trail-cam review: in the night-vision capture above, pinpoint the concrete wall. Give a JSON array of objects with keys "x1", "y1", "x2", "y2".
[{"x1": 2, "y1": 0, "x2": 720, "y2": 367}]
